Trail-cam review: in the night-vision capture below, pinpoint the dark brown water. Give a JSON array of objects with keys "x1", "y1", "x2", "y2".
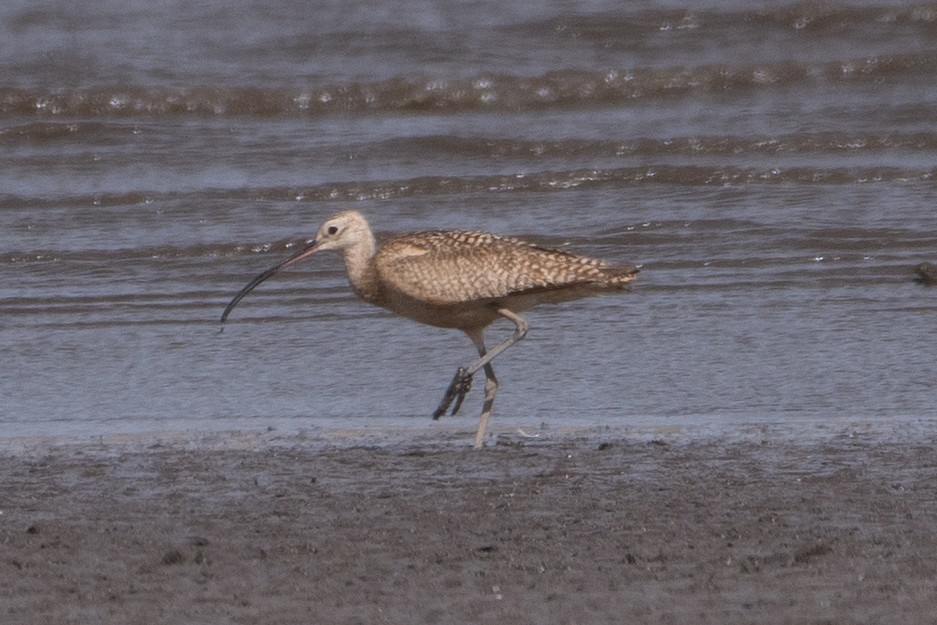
[{"x1": 3, "y1": 1, "x2": 937, "y2": 441}]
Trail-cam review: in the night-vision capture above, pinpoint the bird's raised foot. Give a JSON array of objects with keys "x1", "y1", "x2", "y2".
[{"x1": 432, "y1": 367, "x2": 473, "y2": 420}]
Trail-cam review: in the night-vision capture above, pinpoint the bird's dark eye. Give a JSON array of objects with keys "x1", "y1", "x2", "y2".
[{"x1": 326, "y1": 225, "x2": 339, "y2": 235}]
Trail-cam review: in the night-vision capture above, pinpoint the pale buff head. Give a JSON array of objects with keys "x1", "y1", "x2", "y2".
[{"x1": 311, "y1": 210, "x2": 375, "y2": 253}]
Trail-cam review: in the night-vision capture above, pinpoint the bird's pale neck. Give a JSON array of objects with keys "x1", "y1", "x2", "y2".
[{"x1": 341, "y1": 230, "x2": 382, "y2": 303}]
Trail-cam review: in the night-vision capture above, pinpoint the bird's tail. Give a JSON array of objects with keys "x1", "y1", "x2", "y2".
[{"x1": 602, "y1": 263, "x2": 640, "y2": 287}]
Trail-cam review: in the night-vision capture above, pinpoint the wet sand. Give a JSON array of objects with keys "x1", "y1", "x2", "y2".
[{"x1": 3, "y1": 422, "x2": 936, "y2": 624}]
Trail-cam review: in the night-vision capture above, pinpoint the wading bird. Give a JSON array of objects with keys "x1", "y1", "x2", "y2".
[{"x1": 222, "y1": 210, "x2": 638, "y2": 448}]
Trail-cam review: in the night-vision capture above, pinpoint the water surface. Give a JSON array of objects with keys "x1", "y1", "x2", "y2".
[{"x1": 2, "y1": 1, "x2": 937, "y2": 441}]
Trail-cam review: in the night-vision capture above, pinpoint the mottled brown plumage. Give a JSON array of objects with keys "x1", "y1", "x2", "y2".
[
  {"x1": 377, "y1": 230, "x2": 636, "y2": 305},
  {"x1": 222, "y1": 210, "x2": 639, "y2": 448}
]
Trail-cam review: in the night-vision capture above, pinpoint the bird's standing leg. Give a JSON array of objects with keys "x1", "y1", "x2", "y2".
[
  {"x1": 468, "y1": 333, "x2": 498, "y2": 450},
  {"x1": 432, "y1": 307, "x2": 528, "y2": 448}
]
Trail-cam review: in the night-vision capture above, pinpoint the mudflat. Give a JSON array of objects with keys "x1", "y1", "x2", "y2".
[{"x1": 3, "y1": 423, "x2": 935, "y2": 624}]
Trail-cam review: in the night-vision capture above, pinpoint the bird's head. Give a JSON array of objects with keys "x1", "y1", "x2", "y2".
[
  {"x1": 220, "y1": 210, "x2": 374, "y2": 325},
  {"x1": 311, "y1": 210, "x2": 373, "y2": 253}
]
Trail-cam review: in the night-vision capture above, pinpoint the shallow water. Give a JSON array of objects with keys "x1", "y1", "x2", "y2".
[{"x1": 2, "y1": 0, "x2": 937, "y2": 441}]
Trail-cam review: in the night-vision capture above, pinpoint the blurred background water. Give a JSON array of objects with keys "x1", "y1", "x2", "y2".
[{"x1": 2, "y1": 0, "x2": 936, "y2": 442}]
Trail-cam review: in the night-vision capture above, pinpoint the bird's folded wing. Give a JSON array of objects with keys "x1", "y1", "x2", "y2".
[{"x1": 374, "y1": 231, "x2": 628, "y2": 306}]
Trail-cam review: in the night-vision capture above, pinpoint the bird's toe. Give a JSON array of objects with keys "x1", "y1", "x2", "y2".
[{"x1": 432, "y1": 367, "x2": 473, "y2": 419}]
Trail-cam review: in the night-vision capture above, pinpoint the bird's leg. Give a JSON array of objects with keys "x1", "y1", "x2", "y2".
[
  {"x1": 473, "y1": 360, "x2": 498, "y2": 449},
  {"x1": 432, "y1": 307, "x2": 529, "y2": 449},
  {"x1": 466, "y1": 308, "x2": 527, "y2": 448}
]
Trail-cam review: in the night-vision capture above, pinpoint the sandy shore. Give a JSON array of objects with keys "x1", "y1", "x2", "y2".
[{"x1": 3, "y1": 421, "x2": 936, "y2": 624}]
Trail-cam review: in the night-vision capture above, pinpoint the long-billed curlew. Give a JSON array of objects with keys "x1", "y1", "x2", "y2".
[{"x1": 221, "y1": 210, "x2": 639, "y2": 448}]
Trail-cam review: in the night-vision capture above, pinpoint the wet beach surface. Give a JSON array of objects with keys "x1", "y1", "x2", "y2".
[{"x1": 3, "y1": 422, "x2": 937, "y2": 624}]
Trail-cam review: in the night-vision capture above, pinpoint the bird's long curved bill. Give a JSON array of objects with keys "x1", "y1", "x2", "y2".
[{"x1": 220, "y1": 241, "x2": 320, "y2": 325}]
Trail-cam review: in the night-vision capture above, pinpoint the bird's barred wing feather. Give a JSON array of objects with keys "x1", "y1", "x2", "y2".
[{"x1": 374, "y1": 230, "x2": 636, "y2": 306}]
